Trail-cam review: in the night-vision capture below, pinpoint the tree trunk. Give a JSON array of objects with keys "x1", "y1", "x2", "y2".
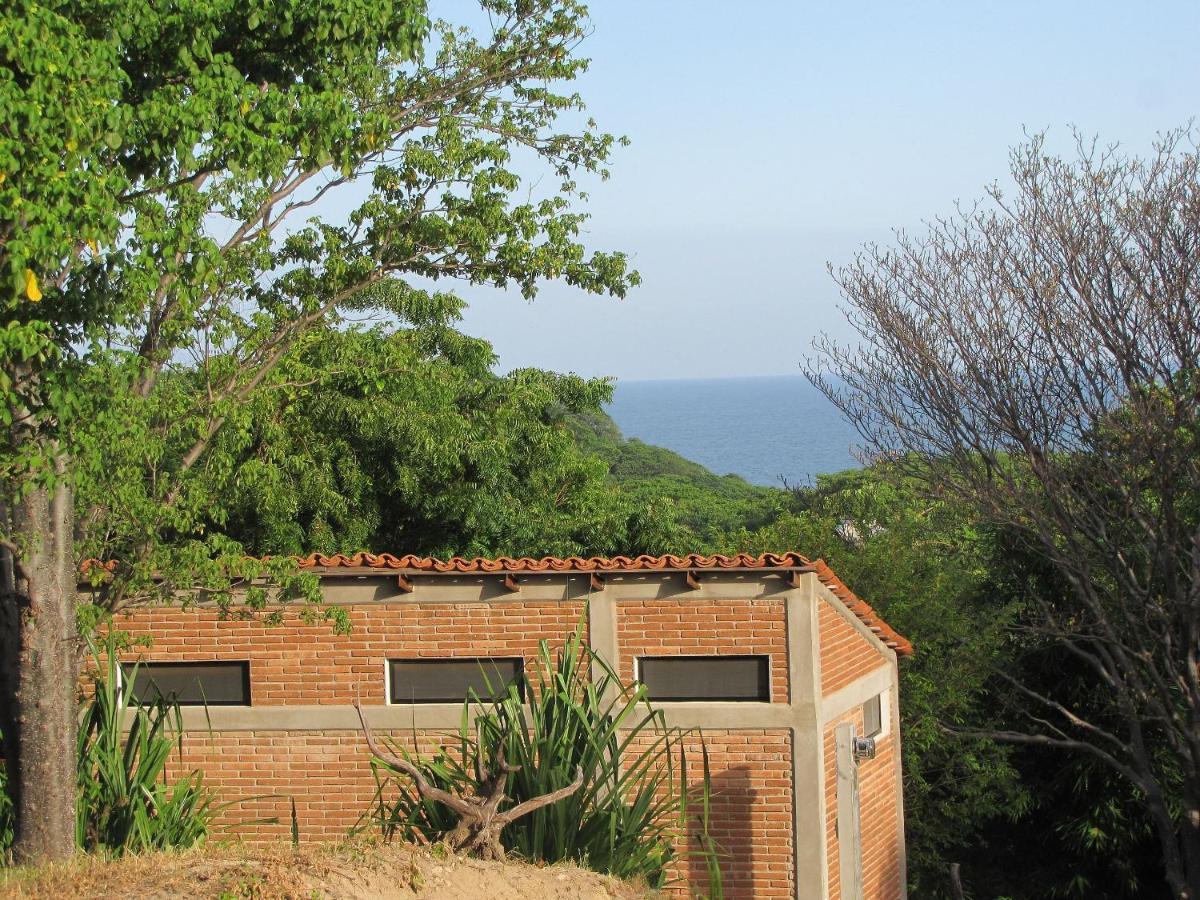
[
  {"x1": 1144, "y1": 783, "x2": 1200, "y2": 900},
  {"x1": 0, "y1": 470, "x2": 78, "y2": 863},
  {"x1": 1179, "y1": 798, "x2": 1200, "y2": 900}
]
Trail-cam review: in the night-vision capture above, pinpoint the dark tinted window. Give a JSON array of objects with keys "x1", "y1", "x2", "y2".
[
  {"x1": 863, "y1": 693, "x2": 883, "y2": 736},
  {"x1": 389, "y1": 658, "x2": 524, "y2": 704},
  {"x1": 637, "y1": 655, "x2": 770, "y2": 702},
  {"x1": 124, "y1": 661, "x2": 250, "y2": 706}
]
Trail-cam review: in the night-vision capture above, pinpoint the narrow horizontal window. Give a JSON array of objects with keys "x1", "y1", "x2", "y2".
[
  {"x1": 389, "y1": 657, "x2": 524, "y2": 704},
  {"x1": 123, "y1": 661, "x2": 250, "y2": 706},
  {"x1": 637, "y1": 655, "x2": 770, "y2": 702},
  {"x1": 863, "y1": 692, "x2": 883, "y2": 737}
]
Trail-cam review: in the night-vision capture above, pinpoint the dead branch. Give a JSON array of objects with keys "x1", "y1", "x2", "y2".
[{"x1": 355, "y1": 698, "x2": 583, "y2": 860}]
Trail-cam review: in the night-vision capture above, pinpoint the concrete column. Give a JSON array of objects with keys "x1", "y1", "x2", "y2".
[
  {"x1": 834, "y1": 723, "x2": 864, "y2": 900},
  {"x1": 788, "y1": 574, "x2": 828, "y2": 900},
  {"x1": 586, "y1": 580, "x2": 620, "y2": 704}
]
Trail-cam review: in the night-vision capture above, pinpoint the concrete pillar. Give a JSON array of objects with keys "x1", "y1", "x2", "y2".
[{"x1": 789, "y1": 574, "x2": 829, "y2": 900}]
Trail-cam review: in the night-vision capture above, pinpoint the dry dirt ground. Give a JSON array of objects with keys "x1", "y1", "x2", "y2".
[{"x1": 0, "y1": 841, "x2": 652, "y2": 899}]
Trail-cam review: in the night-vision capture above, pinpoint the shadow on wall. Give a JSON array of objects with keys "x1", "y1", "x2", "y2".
[{"x1": 689, "y1": 765, "x2": 753, "y2": 896}]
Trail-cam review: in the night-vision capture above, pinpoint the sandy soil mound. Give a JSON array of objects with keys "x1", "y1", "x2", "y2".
[{"x1": 0, "y1": 841, "x2": 652, "y2": 899}]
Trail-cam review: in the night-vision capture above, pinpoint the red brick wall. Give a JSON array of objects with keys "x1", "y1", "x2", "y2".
[
  {"x1": 175, "y1": 728, "x2": 435, "y2": 843},
  {"x1": 617, "y1": 598, "x2": 790, "y2": 702},
  {"x1": 822, "y1": 705, "x2": 903, "y2": 900},
  {"x1": 819, "y1": 599, "x2": 888, "y2": 697},
  {"x1": 614, "y1": 729, "x2": 795, "y2": 899},
  {"x1": 117, "y1": 602, "x2": 585, "y2": 705}
]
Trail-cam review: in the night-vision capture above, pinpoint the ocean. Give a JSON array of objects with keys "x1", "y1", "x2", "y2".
[{"x1": 605, "y1": 375, "x2": 862, "y2": 488}]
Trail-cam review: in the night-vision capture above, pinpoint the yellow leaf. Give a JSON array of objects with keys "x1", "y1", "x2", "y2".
[
  {"x1": 24, "y1": 269, "x2": 41, "y2": 302},
  {"x1": 0, "y1": 172, "x2": 5, "y2": 184},
  {"x1": 87, "y1": 238, "x2": 99, "y2": 255}
]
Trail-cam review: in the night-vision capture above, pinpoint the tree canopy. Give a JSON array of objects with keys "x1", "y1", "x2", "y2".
[{"x1": 1, "y1": 0, "x2": 639, "y2": 861}]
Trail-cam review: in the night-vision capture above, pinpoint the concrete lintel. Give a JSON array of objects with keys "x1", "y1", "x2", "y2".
[
  {"x1": 322, "y1": 571, "x2": 806, "y2": 605},
  {"x1": 656, "y1": 702, "x2": 794, "y2": 730},
  {"x1": 173, "y1": 703, "x2": 471, "y2": 732},
  {"x1": 167, "y1": 701, "x2": 798, "y2": 734},
  {"x1": 108, "y1": 571, "x2": 798, "y2": 610},
  {"x1": 820, "y1": 664, "x2": 893, "y2": 725}
]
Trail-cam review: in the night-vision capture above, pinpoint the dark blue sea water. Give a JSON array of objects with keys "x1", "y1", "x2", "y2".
[{"x1": 606, "y1": 376, "x2": 861, "y2": 488}]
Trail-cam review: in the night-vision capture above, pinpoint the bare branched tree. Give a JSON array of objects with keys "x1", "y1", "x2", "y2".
[
  {"x1": 355, "y1": 701, "x2": 583, "y2": 860},
  {"x1": 807, "y1": 129, "x2": 1200, "y2": 898}
]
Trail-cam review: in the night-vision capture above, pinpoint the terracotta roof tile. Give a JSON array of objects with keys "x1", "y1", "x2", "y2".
[
  {"x1": 81, "y1": 551, "x2": 912, "y2": 656},
  {"x1": 808, "y1": 558, "x2": 914, "y2": 657},
  {"x1": 288, "y1": 550, "x2": 812, "y2": 573}
]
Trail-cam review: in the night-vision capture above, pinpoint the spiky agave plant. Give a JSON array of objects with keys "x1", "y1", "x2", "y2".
[
  {"x1": 76, "y1": 636, "x2": 217, "y2": 855},
  {"x1": 363, "y1": 622, "x2": 723, "y2": 896}
]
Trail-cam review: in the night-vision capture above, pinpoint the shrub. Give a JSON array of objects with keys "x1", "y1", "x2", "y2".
[
  {"x1": 76, "y1": 638, "x2": 219, "y2": 856},
  {"x1": 1, "y1": 637, "x2": 218, "y2": 861},
  {"x1": 363, "y1": 625, "x2": 722, "y2": 896}
]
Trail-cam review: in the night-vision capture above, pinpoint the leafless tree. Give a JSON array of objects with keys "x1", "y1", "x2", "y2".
[
  {"x1": 355, "y1": 701, "x2": 583, "y2": 860},
  {"x1": 807, "y1": 129, "x2": 1200, "y2": 898}
]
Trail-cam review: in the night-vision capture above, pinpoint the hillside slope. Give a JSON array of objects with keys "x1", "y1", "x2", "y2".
[{"x1": 568, "y1": 409, "x2": 788, "y2": 546}]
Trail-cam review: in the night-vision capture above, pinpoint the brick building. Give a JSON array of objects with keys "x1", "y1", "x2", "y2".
[{"x1": 111, "y1": 551, "x2": 912, "y2": 899}]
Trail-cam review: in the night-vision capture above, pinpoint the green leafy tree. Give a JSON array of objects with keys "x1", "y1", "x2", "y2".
[
  {"x1": 99, "y1": 323, "x2": 679, "y2": 562},
  {"x1": 0, "y1": 0, "x2": 637, "y2": 862}
]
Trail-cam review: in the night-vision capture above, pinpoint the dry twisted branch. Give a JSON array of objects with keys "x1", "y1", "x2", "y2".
[{"x1": 355, "y1": 698, "x2": 584, "y2": 860}]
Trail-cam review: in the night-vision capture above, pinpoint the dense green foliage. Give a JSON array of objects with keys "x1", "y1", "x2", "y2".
[
  {"x1": 364, "y1": 627, "x2": 720, "y2": 894},
  {"x1": 84, "y1": 325, "x2": 672, "y2": 566},
  {"x1": 32, "y1": 0, "x2": 642, "y2": 610}
]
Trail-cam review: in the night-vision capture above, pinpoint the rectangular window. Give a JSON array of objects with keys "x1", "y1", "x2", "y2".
[
  {"x1": 123, "y1": 661, "x2": 250, "y2": 706},
  {"x1": 636, "y1": 655, "x2": 770, "y2": 702},
  {"x1": 388, "y1": 657, "x2": 525, "y2": 704},
  {"x1": 863, "y1": 692, "x2": 883, "y2": 737}
]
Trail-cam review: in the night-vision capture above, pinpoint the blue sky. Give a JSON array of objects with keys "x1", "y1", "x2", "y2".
[{"x1": 442, "y1": 0, "x2": 1200, "y2": 381}]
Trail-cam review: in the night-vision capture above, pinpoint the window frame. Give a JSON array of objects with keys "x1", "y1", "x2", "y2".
[
  {"x1": 386, "y1": 656, "x2": 526, "y2": 705},
  {"x1": 862, "y1": 690, "x2": 889, "y2": 739},
  {"x1": 634, "y1": 654, "x2": 772, "y2": 703},
  {"x1": 120, "y1": 660, "x2": 252, "y2": 707}
]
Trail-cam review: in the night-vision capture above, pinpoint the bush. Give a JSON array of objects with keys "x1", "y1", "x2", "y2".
[
  {"x1": 363, "y1": 625, "x2": 722, "y2": 896},
  {"x1": 75, "y1": 636, "x2": 219, "y2": 856}
]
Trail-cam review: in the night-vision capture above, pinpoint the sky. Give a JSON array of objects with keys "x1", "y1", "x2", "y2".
[{"x1": 438, "y1": 0, "x2": 1200, "y2": 382}]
